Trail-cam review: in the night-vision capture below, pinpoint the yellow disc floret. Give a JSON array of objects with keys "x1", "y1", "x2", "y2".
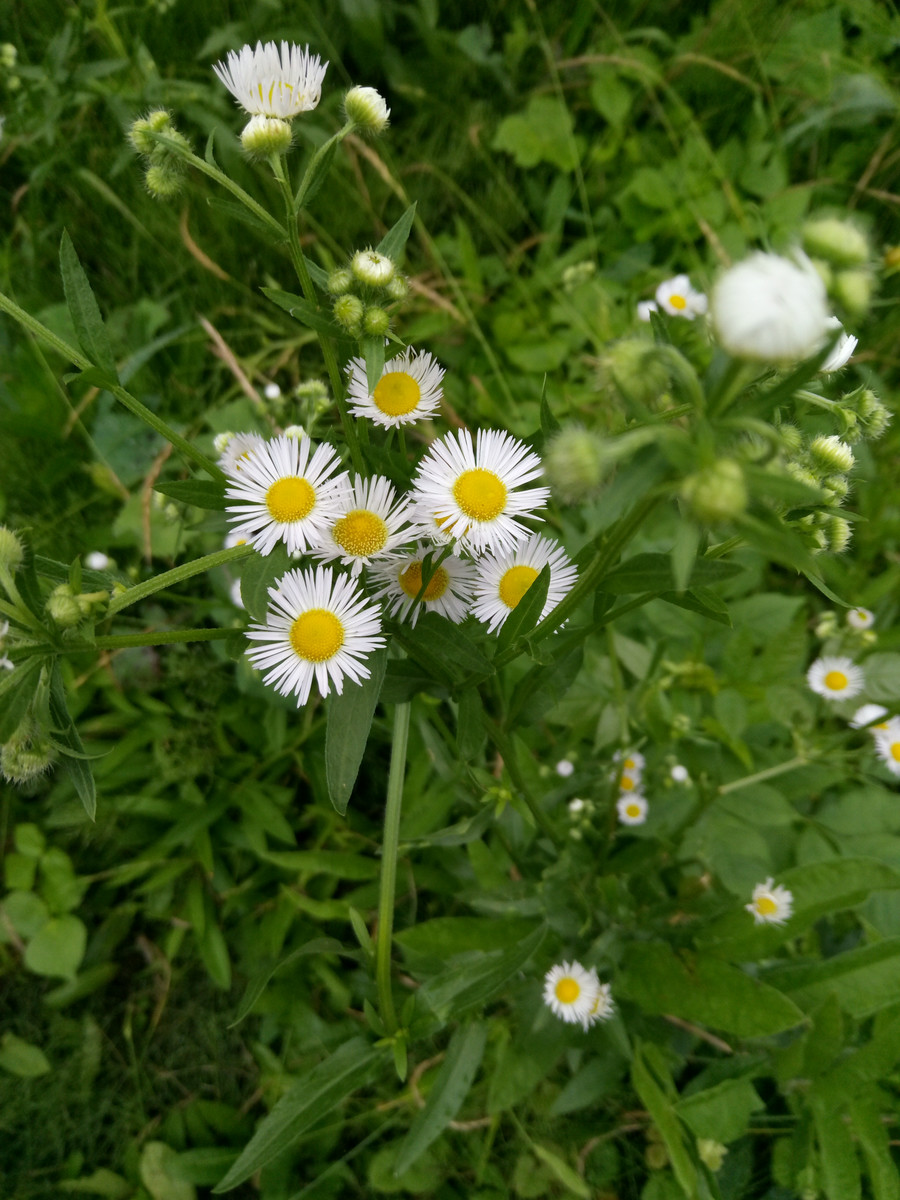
[
  {"x1": 554, "y1": 977, "x2": 581, "y2": 1004},
  {"x1": 398, "y1": 561, "x2": 449, "y2": 602},
  {"x1": 373, "y1": 372, "x2": 421, "y2": 417},
  {"x1": 289, "y1": 609, "x2": 344, "y2": 662},
  {"x1": 824, "y1": 670, "x2": 848, "y2": 691},
  {"x1": 266, "y1": 476, "x2": 316, "y2": 523},
  {"x1": 332, "y1": 509, "x2": 389, "y2": 557},
  {"x1": 669, "y1": 293, "x2": 687, "y2": 310},
  {"x1": 625, "y1": 803, "x2": 642, "y2": 819},
  {"x1": 498, "y1": 565, "x2": 539, "y2": 610},
  {"x1": 755, "y1": 895, "x2": 778, "y2": 917},
  {"x1": 891, "y1": 742, "x2": 900, "y2": 763},
  {"x1": 453, "y1": 468, "x2": 507, "y2": 522}
]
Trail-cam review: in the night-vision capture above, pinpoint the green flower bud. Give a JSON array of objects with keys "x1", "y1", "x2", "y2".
[
  {"x1": 543, "y1": 426, "x2": 607, "y2": 505},
  {"x1": 697, "y1": 1140, "x2": 728, "y2": 1174},
  {"x1": 351, "y1": 248, "x2": 395, "y2": 288},
  {"x1": 785, "y1": 461, "x2": 822, "y2": 492},
  {"x1": 145, "y1": 162, "x2": 184, "y2": 201},
  {"x1": 384, "y1": 274, "x2": 409, "y2": 302},
  {"x1": 809, "y1": 434, "x2": 854, "y2": 474},
  {"x1": 333, "y1": 294, "x2": 364, "y2": 335},
  {"x1": 825, "y1": 514, "x2": 852, "y2": 553},
  {"x1": 1, "y1": 722, "x2": 56, "y2": 786},
  {"x1": 294, "y1": 378, "x2": 330, "y2": 405},
  {"x1": 833, "y1": 268, "x2": 873, "y2": 318},
  {"x1": 213, "y1": 431, "x2": 234, "y2": 454},
  {"x1": 821, "y1": 474, "x2": 849, "y2": 502},
  {"x1": 241, "y1": 115, "x2": 292, "y2": 157},
  {"x1": 681, "y1": 459, "x2": 747, "y2": 524},
  {"x1": 802, "y1": 216, "x2": 870, "y2": 268},
  {"x1": 128, "y1": 109, "x2": 172, "y2": 155},
  {"x1": 343, "y1": 86, "x2": 390, "y2": 134},
  {"x1": 363, "y1": 306, "x2": 390, "y2": 336},
  {"x1": 327, "y1": 268, "x2": 354, "y2": 296},
  {"x1": 0, "y1": 526, "x2": 24, "y2": 570},
  {"x1": 778, "y1": 424, "x2": 804, "y2": 455},
  {"x1": 855, "y1": 388, "x2": 892, "y2": 439},
  {"x1": 645, "y1": 1142, "x2": 669, "y2": 1170},
  {"x1": 46, "y1": 585, "x2": 82, "y2": 628},
  {"x1": 601, "y1": 338, "x2": 670, "y2": 406},
  {"x1": 808, "y1": 257, "x2": 833, "y2": 290}
]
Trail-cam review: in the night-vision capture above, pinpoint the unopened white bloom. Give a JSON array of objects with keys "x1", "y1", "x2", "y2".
[
  {"x1": 820, "y1": 319, "x2": 858, "y2": 372},
  {"x1": 806, "y1": 655, "x2": 864, "y2": 701},
  {"x1": 351, "y1": 248, "x2": 395, "y2": 287},
  {"x1": 711, "y1": 251, "x2": 830, "y2": 364},
  {"x1": 229, "y1": 578, "x2": 245, "y2": 609},
  {"x1": 344, "y1": 85, "x2": 390, "y2": 133},
  {"x1": 849, "y1": 703, "x2": 890, "y2": 731},
  {"x1": 556, "y1": 759, "x2": 575, "y2": 778},
  {"x1": 846, "y1": 606, "x2": 874, "y2": 631},
  {"x1": 217, "y1": 431, "x2": 266, "y2": 475},
  {"x1": 214, "y1": 41, "x2": 327, "y2": 118},
  {"x1": 568, "y1": 797, "x2": 585, "y2": 813},
  {"x1": 655, "y1": 274, "x2": 707, "y2": 319},
  {"x1": 810, "y1": 434, "x2": 854, "y2": 474},
  {"x1": 670, "y1": 764, "x2": 690, "y2": 783},
  {"x1": 84, "y1": 552, "x2": 112, "y2": 571},
  {"x1": 745, "y1": 878, "x2": 793, "y2": 925},
  {"x1": 264, "y1": 382, "x2": 282, "y2": 401}
]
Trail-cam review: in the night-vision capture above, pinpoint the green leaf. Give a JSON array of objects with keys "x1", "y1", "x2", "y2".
[
  {"x1": 140, "y1": 1141, "x2": 197, "y2": 1200},
  {"x1": 24, "y1": 914, "x2": 87, "y2": 980},
  {"x1": 240, "y1": 545, "x2": 292, "y2": 623},
  {"x1": 659, "y1": 587, "x2": 731, "y2": 626},
  {"x1": 858, "y1": 653, "x2": 900, "y2": 704},
  {"x1": 417, "y1": 925, "x2": 546, "y2": 1023},
  {"x1": 363, "y1": 335, "x2": 386, "y2": 394},
  {"x1": 326, "y1": 647, "x2": 387, "y2": 815},
  {"x1": 670, "y1": 520, "x2": 700, "y2": 592},
  {"x1": 0, "y1": 656, "x2": 44, "y2": 743},
  {"x1": 296, "y1": 138, "x2": 338, "y2": 209},
  {"x1": 395, "y1": 917, "x2": 539, "y2": 961},
  {"x1": 395, "y1": 1022, "x2": 487, "y2": 1175},
  {"x1": 230, "y1": 937, "x2": 343, "y2": 1027},
  {"x1": 395, "y1": 613, "x2": 493, "y2": 684},
  {"x1": 59, "y1": 230, "x2": 117, "y2": 376},
  {"x1": 213, "y1": 1038, "x2": 386, "y2": 1192},
  {"x1": 540, "y1": 384, "x2": 561, "y2": 438},
  {"x1": 0, "y1": 1032, "x2": 51, "y2": 1077},
  {"x1": 456, "y1": 687, "x2": 486, "y2": 760},
  {"x1": 509, "y1": 644, "x2": 583, "y2": 724},
  {"x1": 676, "y1": 1077, "x2": 763, "y2": 1143},
  {"x1": 493, "y1": 96, "x2": 579, "y2": 170},
  {"x1": 599, "y1": 552, "x2": 740, "y2": 595},
  {"x1": 531, "y1": 1144, "x2": 590, "y2": 1199},
  {"x1": 622, "y1": 942, "x2": 804, "y2": 1036},
  {"x1": 631, "y1": 1043, "x2": 698, "y2": 1198},
  {"x1": 496, "y1": 564, "x2": 550, "y2": 656},
  {"x1": 59, "y1": 1168, "x2": 132, "y2": 1197},
  {"x1": 197, "y1": 919, "x2": 231, "y2": 991},
  {"x1": 848, "y1": 1093, "x2": 900, "y2": 1200},
  {"x1": 48, "y1": 661, "x2": 96, "y2": 820},
  {"x1": 812, "y1": 1099, "x2": 861, "y2": 1200},
  {"x1": 765, "y1": 937, "x2": 900, "y2": 1018},
  {"x1": 260, "y1": 287, "x2": 342, "y2": 336},
  {"x1": 154, "y1": 479, "x2": 227, "y2": 510},
  {"x1": 376, "y1": 203, "x2": 417, "y2": 263},
  {"x1": 167, "y1": 1149, "x2": 239, "y2": 1188}
]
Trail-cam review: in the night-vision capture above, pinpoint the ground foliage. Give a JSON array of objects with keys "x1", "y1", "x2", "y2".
[{"x1": 2, "y1": 1, "x2": 900, "y2": 1198}]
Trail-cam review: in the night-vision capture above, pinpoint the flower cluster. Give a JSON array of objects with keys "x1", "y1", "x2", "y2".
[
  {"x1": 220, "y1": 353, "x2": 576, "y2": 704},
  {"x1": 614, "y1": 750, "x2": 649, "y2": 826}
]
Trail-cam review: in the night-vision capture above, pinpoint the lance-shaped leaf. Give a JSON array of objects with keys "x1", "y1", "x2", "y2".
[
  {"x1": 59, "y1": 231, "x2": 117, "y2": 378},
  {"x1": 326, "y1": 647, "x2": 388, "y2": 815}
]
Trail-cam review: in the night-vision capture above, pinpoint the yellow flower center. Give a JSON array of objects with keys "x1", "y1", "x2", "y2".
[
  {"x1": 373, "y1": 371, "x2": 421, "y2": 416},
  {"x1": 452, "y1": 469, "x2": 507, "y2": 522},
  {"x1": 398, "y1": 562, "x2": 450, "y2": 602},
  {"x1": 266, "y1": 477, "x2": 316, "y2": 523},
  {"x1": 555, "y1": 977, "x2": 580, "y2": 1004},
  {"x1": 498, "y1": 565, "x2": 539, "y2": 610},
  {"x1": 625, "y1": 802, "x2": 642, "y2": 819},
  {"x1": 891, "y1": 742, "x2": 900, "y2": 762},
  {"x1": 332, "y1": 509, "x2": 389, "y2": 557},
  {"x1": 620, "y1": 774, "x2": 635, "y2": 791},
  {"x1": 623, "y1": 757, "x2": 637, "y2": 770},
  {"x1": 669, "y1": 294, "x2": 687, "y2": 310},
  {"x1": 289, "y1": 609, "x2": 344, "y2": 662},
  {"x1": 755, "y1": 895, "x2": 778, "y2": 916},
  {"x1": 824, "y1": 670, "x2": 848, "y2": 691}
]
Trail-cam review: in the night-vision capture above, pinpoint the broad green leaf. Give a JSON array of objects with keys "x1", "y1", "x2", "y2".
[
  {"x1": 599, "y1": 552, "x2": 740, "y2": 595},
  {"x1": 261, "y1": 287, "x2": 342, "y2": 336},
  {"x1": 376, "y1": 202, "x2": 417, "y2": 262},
  {"x1": 140, "y1": 1141, "x2": 197, "y2": 1200},
  {"x1": 0, "y1": 1032, "x2": 51, "y2": 1077},
  {"x1": 493, "y1": 96, "x2": 579, "y2": 170},
  {"x1": 670, "y1": 519, "x2": 700, "y2": 592},
  {"x1": 0, "y1": 656, "x2": 44, "y2": 742},
  {"x1": 44, "y1": 963, "x2": 119, "y2": 1008},
  {"x1": 59, "y1": 1168, "x2": 132, "y2": 1197},
  {"x1": 213, "y1": 1038, "x2": 386, "y2": 1192},
  {"x1": 395, "y1": 613, "x2": 492, "y2": 683},
  {"x1": 154, "y1": 479, "x2": 227, "y2": 510},
  {"x1": 848, "y1": 1093, "x2": 900, "y2": 1200},
  {"x1": 622, "y1": 942, "x2": 804, "y2": 1036},
  {"x1": 765, "y1": 937, "x2": 900, "y2": 1018},
  {"x1": 395, "y1": 1022, "x2": 487, "y2": 1174},
  {"x1": 510, "y1": 644, "x2": 583, "y2": 724},
  {"x1": 240, "y1": 545, "x2": 292, "y2": 623},
  {"x1": 1, "y1": 890, "x2": 50, "y2": 939},
  {"x1": 167, "y1": 1149, "x2": 239, "y2": 1187},
  {"x1": 418, "y1": 924, "x2": 546, "y2": 1022},
  {"x1": 59, "y1": 231, "x2": 117, "y2": 377},
  {"x1": 540, "y1": 385, "x2": 561, "y2": 438},
  {"x1": 231, "y1": 937, "x2": 344, "y2": 1027},
  {"x1": 631, "y1": 1043, "x2": 697, "y2": 1198},
  {"x1": 812, "y1": 1099, "x2": 861, "y2": 1200},
  {"x1": 326, "y1": 647, "x2": 387, "y2": 815},
  {"x1": 362, "y1": 335, "x2": 385, "y2": 394},
  {"x1": 676, "y1": 1077, "x2": 763, "y2": 1143},
  {"x1": 659, "y1": 587, "x2": 731, "y2": 626},
  {"x1": 456, "y1": 687, "x2": 486, "y2": 760},
  {"x1": 858, "y1": 653, "x2": 900, "y2": 704},
  {"x1": 24, "y1": 914, "x2": 87, "y2": 980},
  {"x1": 495, "y1": 564, "x2": 550, "y2": 656}
]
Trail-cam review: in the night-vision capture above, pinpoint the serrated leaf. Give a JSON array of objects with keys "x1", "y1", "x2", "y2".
[
  {"x1": 0, "y1": 656, "x2": 44, "y2": 742},
  {"x1": 326, "y1": 647, "x2": 387, "y2": 815},
  {"x1": 495, "y1": 564, "x2": 550, "y2": 656},
  {"x1": 213, "y1": 1038, "x2": 386, "y2": 1192},
  {"x1": 59, "y1": 231, "x2": 117, "y2": 376},
  {"x1": 230, "y1": 937, "x2": 343, "y2": 1027},
  {"x1": 154, "y1": 479, "x2": 227, "y2": 510},
  {"x1": 261, "y1": 287, "x2": 341, "y2": 336},
  {"x1": 376, "y1": 203, "x2": 417, "y2": 263}
]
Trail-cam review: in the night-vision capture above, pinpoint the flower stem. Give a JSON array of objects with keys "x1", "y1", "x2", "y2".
[
  {"x1": 718, "y1": 755, "x2": 808, "y2": 795},
  {"x1": 106, "y1": 544, "x2": 253, "y2": 616},
  {"x1": 66, "y1": 628, "x2": 235, "y2": 652},
  {"x1": 375, "y1": 700, "x2": 411, "y2": 1035}
]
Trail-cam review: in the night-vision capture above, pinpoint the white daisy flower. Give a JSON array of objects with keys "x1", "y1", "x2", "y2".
[
  {"x1": 846, "y1": 606, "x2": 874, "y2": 631},
  {"x1": 411, "y1": 429, "x2": 549, "y2": 556},
  {"x1": 556, "y1": 759, "x2": 575, "y2": 778},
  {"x1": 311, "y1": 474, "x2": 418, "y2": 576},
  {"x1": 670, "y1": 764, "x2": 690, "y2": 783},
  {"x1": 617, "y1": 794, "x2": 648, "y2": 825},
  {"x1": 84, "y1": 551, "x2": 112, "y2": 571},
  {"x1": 264, "y1": 382, "x2": 282, "y2": 401},
  {"x1": 745, "y1": 878, "x2": 793, "y2": 925},
  {"x1": 820, "y1": 318, "x2": 858, "y2": 373},
  {"x1": 346, "y1": 349, "x2": 444, "y2": 428},
  {"x1": 568, "y1": 797, "x2": 585, "y2": 813},
  {"x1": 225, "y1": 434, "x2": 350, "y2": 556},
  {"x1": 637, "y1": 300, "x2": 659, "y2": 322},
  {"x1": 614, "y1": 749, "x2": 646, "y2": 773},
  {"x1": 368, "y1": 543, "x2": 475, "y2": 627},
  {"x1": 217, "y1": 431, "x2": 266, "y2": 476},
  {"x1": 543, "y1": 961, "x2": 601, "y2": 1028},
  {"x1": 874, "y1": 718, "x2": 900, "y2": 777},
  {"x1": 849, "y1": 703, "x2": 890, "y2": 731},
  {"x1": 224, "y1": 530, "x2": 249, "y2": 550},
  {"x1": 245, "y1": 565, "x2": 384, "y2": 705},
  {"x1": 711, "y1": 251, "x2": 830, "y2": 364},
  {"x1": 471, "y1": 534, "x2": 577, "y2": 634},
  {"x1": 655, "y1": 274, "x2": 708, "y2": 320},
  {"x1": 806, "y1": 655, "x2": 865, "y2": 701},
  {"x1": 213, "y1": 41, "x2": 327, "y2": 118}
]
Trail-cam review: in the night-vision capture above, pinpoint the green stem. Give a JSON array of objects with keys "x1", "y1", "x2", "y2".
[
  {"x1": 0, "y1": 291, "x2": 223, "y2": 480},
  {"x1": 66, "y1": 628, "x2": 235, "y2": 652},
  {"x1": 107, "y1": 544, "x2": 253, "y2": 616},
  {"x1": 718, "y1": 755, "x2": 808, "y2": 795},
  {"x1": 375, "y1": 700, "x2": 411, "y2": 1035}
]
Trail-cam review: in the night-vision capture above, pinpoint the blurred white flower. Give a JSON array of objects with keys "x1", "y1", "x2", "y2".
[
  {"x1": 655, "y1": 274, "x2": 707, "y2": 319},
  {"x1": 745, "y1": 878, "x2": 793, "y2": 925}
]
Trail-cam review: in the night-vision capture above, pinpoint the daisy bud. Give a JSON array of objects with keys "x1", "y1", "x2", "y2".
[
  {"x1": 0, "y1": 526, "x2": 24, "y2": 571},
  {"x1": 602, "y1": 338, "x2": 670, "y2": 405},
  {"x1": 711, "y1": 251, "x2": 829, "y2": 364},
  {"x1": 645, "y1": 1143, "x2": 669, "y2": 1170},
  {"x1": 809, "y1": 434, "x2": 854, "y2": 474},
  {"x1": 802, "y1": 216, "x2": 870, "y2": 268},
  {"x1": 283, "y1": 424, "x2": 306, "y2": 439},
  {"x1": 213, "y1": 432, "x2": 234, "y2": 454},
  {"x1": 145, "y1": 162, "x2": 184, "y2": 201},
  {"x1": 343, "y1": 85, "x2": 390, "y2": 134},
  {"x1": 351, "y1": 249, "x2": 395, "y2": 288},
  {"x1": 46, "y1": 585, "x2": 83, "y2": 629},
  {"x1": 333, "y1": 294, "x2": 364, "y2": 335},
  {"x1": 821, "y1": 474, "x2": 850, "y2": 502},
  {"x1": 824, "y1": 514, "x2": 852, "y2": 554},
  {"x1": 1, "y1": 723, "x2": 56, "y2": 786},
  {"x1": 697, "y1": 1140, "x2": 728, "y2": 1173},
  {"x1": 544, "y1": 427, "x2": 607, "y2": 505},
  {"x1": 385, "y1": 274, "x2": 409, "y2": 302},
  {"x1": 263, "y1": 382, "x2": 282, "y2": 402},
  {"x1": 128, "y1": 109, "x2": 173, "y2": 155},
  {"x1": 833, "y1": 268, "x2": 873, "y2": 318},
  {"x1": 363, "y1": 306, "x2": 390, "y2": 337},
  {"x1": 680, "y1": 459, "x2": 747, "y2": 524},
  {"x1": 855, "y1": 388, "x2": 892, "y2": 439},
  {"x1": 327, "y1": 268, "x2": 354, "y2": 296},
  {"x1": 240, "y1": 114, "x2": 292, "y2": 156}
]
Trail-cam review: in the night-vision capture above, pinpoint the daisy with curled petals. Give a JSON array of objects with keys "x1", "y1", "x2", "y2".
[
  {"x1": 368, "y1": 543, "x2": 475, "y2": 627},
  {"x1": 543, "y1": 961, "x2": 601, "y2": 1028},
  {"x1": 245, "y1": 565, "x2": 384, "y2": 706},
  {"x1": 745, "y1": 878, "x2": 793, "y2": 926},
  {"x1": 471, "y1": 533, "x2": 577, "y2": 634},
  {"x1": 617, "y1": 794, "x2": 648, "y2": 826},
  {"x1": 846, "y1": 606, "x2": 875, "y2": 631},
  {"x1": 225, "y1": 434, "x2": 349, "y2": 556},
  {"x1": 806, "y1": 655, "x2": 864, "y2": 701},
  {"x1": 218, "y1": 431, "x2": 266, "y2": 476},
  {"x1": 412, "y1": 428, "x2": 549, "y2": 556},
  {"x1": 849, "y1": 703, "x2": 891, "y2": 732},
  {"x1": 346, "y1": 349, "x2": 444, "y2": 428},
  {"x1": 311, "y1": 474, "x2": 418, "y2": 576},
  {"x1": 213, "y1": 41, "x2": 327, "y2": 118},
  {"x1": 874, "y1": 718, "x2": 900, "y2": 777},
  {"x1": 655, "y1": 274, "x2": 708, "y2": 319}
]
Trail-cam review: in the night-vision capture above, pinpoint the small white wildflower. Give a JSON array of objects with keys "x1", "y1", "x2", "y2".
[
  {"x1": 745, "y1": 878, "x2": 793, "y2": 925},
  {"x1": 556, "y1": 759, "x2": 575, "y2": 778},
  {"x1": 806, "y1": 655, "x2": 864, "y2": 701},
  {"x1": 670, "y1": 764, "x2": 690, "y2": 784},
  {"x1": 846, "y1": 606, "x2": 874, "y2": 631},
  {"x1": 655, "y1": 274, "x2": 707, "y2": 320},
  {"x1": 84, "y1": 551, "x2": 112, "y2": 571},
  {"x1": 874, "y1": 718, "x2": 900, "y2": 777},
  {"x1": 213, "y1": 41, "x2": 327, "y2": 119},
  {"x1": 616, "y1": 794, "x2": 648, "y2": 825}
]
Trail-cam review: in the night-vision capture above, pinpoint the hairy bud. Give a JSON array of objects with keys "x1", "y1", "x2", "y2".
[
  {"x1": 241, "y1": 115, "x2": 292, "y2": 157},
  {"x1": 543, "y1": 427, "x2": 607, "y2": 505},
  {"x1": 681, "y1": 460, "x2": 747, "y2": 523}
]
